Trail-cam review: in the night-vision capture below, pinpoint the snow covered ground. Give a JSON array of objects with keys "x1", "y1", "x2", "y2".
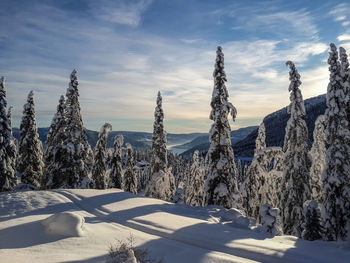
[{"x1": 0, "y1": 189, "x2": 349, "y2": 263}]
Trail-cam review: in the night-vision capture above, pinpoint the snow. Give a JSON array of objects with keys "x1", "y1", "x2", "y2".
[
  {"x1": 42, "y1": 212, "x2": 85, "y2": 237},
  {"x1": 0, "y1": 189, "x2": 349, "y2": 263}
]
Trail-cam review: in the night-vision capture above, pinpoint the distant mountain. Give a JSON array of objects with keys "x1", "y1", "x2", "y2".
[
  {"x1": 12, "y1": 128, "x2": 206, "y2": 150},
  {"x1": 179, "y1": 126, "x2": 258, "y2": 158},
  {"x1": 233, "y1": 94, "x2": 327, "y2": 158}
]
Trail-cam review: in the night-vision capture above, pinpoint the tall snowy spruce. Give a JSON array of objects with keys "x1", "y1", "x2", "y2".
[
  {"x1": 110, "y1": 134, "x2": 124, "y2": 189},
  {"x1": 17, "y1": 91, "x2": 44, "y2": 188},
  {"x1": 185, "y1": 150, "x2": 205, "y2": 206},
  {"x1": 322, "y1": 44, "x2": 350, "y2": 241},
  {"x1": 309, "y1": 115, "x2": 326, "y2": 203},
  {"x1": 92, "y1": 123, "x2": 112, "y2": 189},
  {"x1": 0, "y1": 77, "x2": 17, "y2": 191},
  {"x1": 240, "y1": 122, "x2": 267, "y2": 219},
  {"x1": 123, "y1": 143, "x2": 138, "y2": 194},
  {"x1": 145, "y1": 91, "x2": 175, "y2": 201},
  {"x1": 61, "y1": 69, "x2": 93, "y2": 188},
  {"x1": 281, "y1": 61, "x2": 311, "y2": 237},
  {"x1": 204, "y1": 46, "x2": 238, "y2": 209},
  {"x1": 44, "y1": 95, "x2": 66, "y2": 188}
]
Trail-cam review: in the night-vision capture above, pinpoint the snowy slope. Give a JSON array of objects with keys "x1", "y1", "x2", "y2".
[{"x1": 1, "y1": 189, "x2": 349, "y2": 263}]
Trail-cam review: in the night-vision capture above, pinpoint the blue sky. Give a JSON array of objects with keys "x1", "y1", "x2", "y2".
[{"x1": 1, "y1": 0, "x2": 349, "y2": 133}]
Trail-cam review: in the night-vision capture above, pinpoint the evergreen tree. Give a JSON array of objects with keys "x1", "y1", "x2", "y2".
[
  {"x1": 0, "y1": 77, "x2": 17, "y2": 191},
  {"x1": 204, "y1": 46, "x2": 238, "y2": 209},
  {"x1": 61, "y1": 69, "x2": 93, "y2": 188},
  {"x1": 302, "y1": 200, "x2": 323, "y2": 241},
  {"x1": 110, "y1": 134, "x2": 124, "y2": 189},
  {"x1": 92, "y1": 123, "x2": 112, "y2": 189},
  {"x1": 240, "y1": 122, "x2": 267, "y2": 219},
  {"x1": 322, "y1": 44, "x2": 350, "y2": 241},
  {"x1": 309, "y1": 115, "x2": 326, "y2": 203},
  {"x1": 123, "y1": 143, "x2": 137, "y2": 194},
  {"x1": 281, "y1": 61, "x2": 311, "y2": 237},
  {"x1": 7, "y1": 106, "x2": 13, "y2": 136},
  {"x1": 44, "y1": 95, "x2": 66, "y2": 188},
  {"x1": 17, "y1": 91, "x2": 44, "y2": 188},
  {"x1": 145, "y1": 91, "x2": 175, "y2": 201},
  {"x1": 185, "y1": 150, "x2": 205, "y2": 206}
]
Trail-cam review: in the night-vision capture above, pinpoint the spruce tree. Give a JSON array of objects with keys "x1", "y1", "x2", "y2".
[
  {"x1": 61, "y1": 69, "x2": 93, "y2": 188},
  {"x1": 7, "y1": 106, "x2": 13, "y2": 136},
  {"x1": 92, "y1": 123, "x2": 112, "y2": 189},
  {"x1": 322, "y1": 43, "x2": 350, "y2": 241},
  {"x1": 185, "y1": 150, "x2": 205, "y2": 206},
  {"x1": 240, "y1": 122, "x2": 267, "y2": 219},
  {"x1": 204, "y1": 46, "x2": 238, "y2": 209},
  {"x1": 302, "y1": 200, "x2": 323, "y2": 241},
  {"x1": 17, "y1": 91, "x2": 44, "y2": 188},
  {"x1": 44, "y1": 95, "x2": 66, "y2": 188},
  {"x1": 309, "y1": 115, "x2": 326, "y2": 203},
  {"x1": 281, "y1": 61, "x2": 311, "y2": 237},
  {"x1": 145, "y1": 91, "x2": 175, "y2": 201},
  {"x1": 123, "y1": 143, "x2": 137, "y2": 194},
  {"x1": 110, "y1": 134, "x2": 124, "y2": 189},
  {"x1": 0, "y1": 77, "x2": 17, "y2": 191}
]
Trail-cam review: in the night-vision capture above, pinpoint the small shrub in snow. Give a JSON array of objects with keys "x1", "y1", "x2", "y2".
[
  {"x1": 173, "y1": 181, "x2": 185, "y2": 204},
  {"x1": 302, "y1": 200, "x2": 323, "y2": 241},
  {"x1": 107, "y1": 234, "x2": 165, "y2": 263},
  {"x1": 260, "y1": 204, "x2": 283, "y2": 236}
]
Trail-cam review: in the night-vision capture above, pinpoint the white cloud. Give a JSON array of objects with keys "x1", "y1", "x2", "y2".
[
  {"x1": 342, "y1": 21, "x2": 350, "y2": 26},
  {"x1": 335, "y1": 15, "x2": 346, "y2": 21},
  {"x1": 89, "y1": 0, "x2": 153, "y2": 27},
  {"x1": 337, "y1": 34, "x2": 350, "y2": 42}
]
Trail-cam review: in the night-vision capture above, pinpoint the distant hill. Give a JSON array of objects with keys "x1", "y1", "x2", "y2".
[
  {"x1": 179, "y1": 126, "x2": 258, "y2": 158},
  {"x1": 12, "y1": 127, "x2": 206, "y2": 150},
  {"x1": 233, "y1": 94, "x2": 327, "y2": 157}
]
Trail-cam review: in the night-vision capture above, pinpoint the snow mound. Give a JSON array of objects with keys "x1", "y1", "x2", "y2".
[{"x1": 41, "y1": 212, "x2": 85, "y2": 237}]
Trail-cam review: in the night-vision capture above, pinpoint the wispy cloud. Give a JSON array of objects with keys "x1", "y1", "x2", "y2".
[{"x1": 89, "y1": 0, "x2": 153, "y2": 27}]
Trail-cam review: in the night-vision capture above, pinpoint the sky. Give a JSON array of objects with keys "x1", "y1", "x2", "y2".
[{"x1": 0, "y1": 0, "x2": 350, "y2": 133}]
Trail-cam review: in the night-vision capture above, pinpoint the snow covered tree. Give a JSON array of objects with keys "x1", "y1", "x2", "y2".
[
  {"x1": 255, "y1": 122, "x2": 266, "y2": 154},
  {"x1": 204, "y1": 46, "x2": 238, "y2": 209},
  {"x1": 110, "y1": 134, "x2": 124, "y2": 189},
  {"x1": 309, "y1": 115, "x2": 326, "y2": 203},
  {"x1": 92, "y1": 123, "x2": 112, "y2": 189},
  {"x1": 322, "y1": 44, "x2": 350, "y2": 241},
  {"x1": 260, "y1": 204, "x2": 283, "y2": 236},
  {"x1": 240, "y1": 122, "x2": 267, "y2": 219},
  {"x1": 44, "y1": 95, "x2": 66, "y2": 188},
  {"x1": 145, "y1": 91, "x2": 175, "y2": 201},
  {"x1": 281, "y1": 61, "x2": 311, "y2": 237},
  {"x1": 123, "y1": 143, "x2": 138, "y2": 194},
  {"x1": 302, "y1": 200, "x2": 323, "y2": 241},
  {"x1": 61, "y1": 69, "x2": 93, "y2": 188},
  {"x1": 17, "y1": 90, "x2": 44, "y2": 188},
  {"x1": 0, "y1": 77, "x2": 17, "y2": 191},
  {"x1": 7, "y1": 106, "x2": 13, "y2": 136},
  {"x1": 185, "y1": 150, "x2": 205, "y2": 206}
]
